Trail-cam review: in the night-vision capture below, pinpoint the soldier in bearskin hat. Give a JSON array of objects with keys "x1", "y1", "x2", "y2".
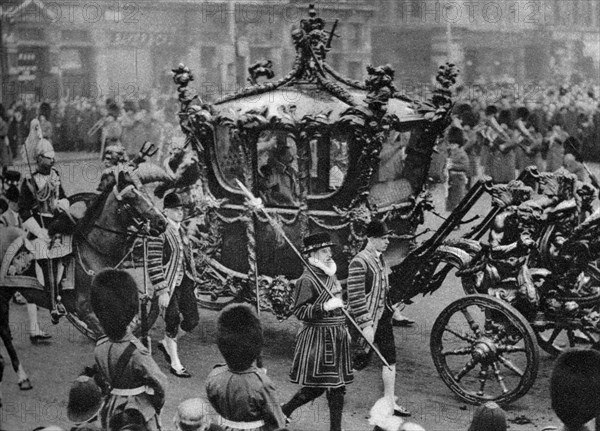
[
  {"x1": 206, "y1": 303, "x2": 286, "y2": 431},
  {"x1": 91, "y1": 269, "x2": 167, "y2": 431},
  {"x1": 147, "y1": 192, "x2": 199, "y2": 378},
  {"x1": 550, "y1": 349, "x2": 600, "y2": 430},
  {"x1": 281, "y1": 232, "x2": 353, "y2": 431},
  {"x1": 346, "y1": 219, "x2": 410, "y2": 417}
]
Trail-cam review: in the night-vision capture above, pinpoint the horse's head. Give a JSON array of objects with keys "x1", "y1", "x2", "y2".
[{"x1": 113, "y1": 166, "x2": 168, "y2": 237}]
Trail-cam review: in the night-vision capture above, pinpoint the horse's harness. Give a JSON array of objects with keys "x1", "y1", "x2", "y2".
[{"x1": 76, "y1": 184, "x2": 163, "y2": 277}]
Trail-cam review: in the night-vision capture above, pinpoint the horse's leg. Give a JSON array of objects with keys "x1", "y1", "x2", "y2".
[{"x1": 0, "y1": 290, "x2": 32, "y2": 389}]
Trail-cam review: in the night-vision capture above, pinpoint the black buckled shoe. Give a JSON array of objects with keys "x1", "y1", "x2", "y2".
[
  {"x1": 30, "y1": 332, "x2": 52, "y2": 344},
  {"x1": 170, "y1": 366, "x2": 192, "y2": 378},
  {"x1": 393, "y1": 405, "x2": 411, "y2": 417}
]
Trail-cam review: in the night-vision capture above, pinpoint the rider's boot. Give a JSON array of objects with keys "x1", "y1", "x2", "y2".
[{"x1": 27, "y1": 303, "x2": 52, "y2": 343}]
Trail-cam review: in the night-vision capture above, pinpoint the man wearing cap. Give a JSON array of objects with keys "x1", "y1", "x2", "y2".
[
  {"x1": 147, "y1": 192, "x2": 199, "y2": 378},
  {"x1": 174, "y1": 398, "x2": 223, "y2": 431},
  {"x1": 346, "y1": 219, "x2": 410, "y2": 417},
  {"x1": 282, "y1": 232, "x2": 353, "y2": 431},
  {"x1": 67, "y1": 375, "x2": 104, "y2": 430}
]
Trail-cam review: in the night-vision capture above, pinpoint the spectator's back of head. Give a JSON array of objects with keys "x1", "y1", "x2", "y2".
[
  {"x1": 174, "y1": 398, "x2": 213, "y2": 431},
  {"x1": 90, "y1": 269, "x2": 138, "y2": 340},
  {"x1": 551, "y1": 349, "x2": 600, "y2": 428},
  {"x1": 467, "y1": 401, "x2": 506, "y2": 431}
]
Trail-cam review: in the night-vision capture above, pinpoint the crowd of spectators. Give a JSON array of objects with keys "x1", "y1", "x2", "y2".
[
  {"x1": 429, "y1": 79, "x2": 600, "y2": 211},
  {"x1": 0, "y1": 93, "x2": 182, "y2": 169}
]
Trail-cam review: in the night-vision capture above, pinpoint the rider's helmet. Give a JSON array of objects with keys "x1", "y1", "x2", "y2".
[{"x1": 103, "y1": 144, "x2": 128, "y2": 166}]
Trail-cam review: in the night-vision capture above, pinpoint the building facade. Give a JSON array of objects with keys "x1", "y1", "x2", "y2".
[
  {"x1": 372, "y1": 0, "x2": 600, "y2": 89},
  {"x1": 0, "y1": 0, "x2": 374, "y2": 103}
]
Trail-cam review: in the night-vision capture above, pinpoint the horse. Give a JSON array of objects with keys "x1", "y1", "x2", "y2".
[{"x1": 0, "y1": 163, "x2": 169, "y2": 394}]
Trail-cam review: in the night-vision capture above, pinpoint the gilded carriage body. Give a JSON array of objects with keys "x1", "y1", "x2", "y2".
[{"x1": 172, "y1": 5, "x2": 455, "y2": 311}]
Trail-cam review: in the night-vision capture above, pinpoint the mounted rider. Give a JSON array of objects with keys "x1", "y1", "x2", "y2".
[
  {"x1": 98, "y1": 143, "x2": 129, "y2": 193},
  {"x1": 18, "y1": 120, "x2": 75, "y2": 322}
]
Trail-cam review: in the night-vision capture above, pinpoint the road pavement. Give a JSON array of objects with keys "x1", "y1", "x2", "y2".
[{"x1": 2, "y1": 155, "x2": 599, "y2": 431}]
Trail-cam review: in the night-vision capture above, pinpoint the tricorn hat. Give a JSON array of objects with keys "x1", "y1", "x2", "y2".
[
  {"x1": 365, "y1": 219, "x2": 390, "y2": 238},
  {"x1": 67, "y1": 375, "x2": 103, "y2": 424},
  {"x1": 217, "y1": 303, "x2": 263, "y2": 371},
  {"x1": 302, "y1": 232, "x2": 336, "y2": 254},
  {"x1": 163, "y1": 192, "x2": 183, "y2": 209}
]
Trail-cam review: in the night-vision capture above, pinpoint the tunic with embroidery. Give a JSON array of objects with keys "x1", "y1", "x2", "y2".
[
  {"x1": 94, "y1": 332, "x2": 167, "y2": 431},
  {"x1": 346, "y1": 247, "x2": 391, "y2": 352},
  {"x1": 289, "y1": 266, "x2": 353, "y2": 388},
  {"x1": 206, "y1": 364, "x2": 286, "y2": 431},
  {"x1": 18, "y1": 168, "x2": 66, "y2": 227}
]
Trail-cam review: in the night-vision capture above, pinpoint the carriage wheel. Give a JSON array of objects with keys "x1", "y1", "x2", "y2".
[
  {"x1": 431, "y1": 294, "x2": 539, "y2": 405},
  {"x1": 533, "y1": 317, "x2": 599, "y2": 356},
  {"x1": 535, "y1": 262, "x2": 600, "y2": 355}
]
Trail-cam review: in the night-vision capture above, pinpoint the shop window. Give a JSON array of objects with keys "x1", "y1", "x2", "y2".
[
  {"x1": 201, "y1": 46, "x2": 217, "y2": 69},
  {"x1": 16, "y1": 28, "x2": 44, "y2": 41},
  {"x1": 347, "y1": 23, "x2": 362, "y2": 48},
  {"x1": 59, "y1": 49, "x2": 83, "y2": 72}
]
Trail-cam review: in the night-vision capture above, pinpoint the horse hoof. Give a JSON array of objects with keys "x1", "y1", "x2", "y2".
[{"x1": 18, "y1": 379, "x2": 33, "y2": 391}]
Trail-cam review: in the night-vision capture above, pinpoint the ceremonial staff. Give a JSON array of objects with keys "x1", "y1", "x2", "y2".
[{"x1": 235, "y1": 179, "x2": 392, "y2": 370}]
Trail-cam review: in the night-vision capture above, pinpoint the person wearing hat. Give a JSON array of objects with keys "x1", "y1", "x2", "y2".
[
  {"x1": 0, "y1": 184, "x2": 52, "y2": 343},
  {"x1": 19, "y1": 120, "x2": 74, "y2": 323},
  {"x1": 91, "y1": 269, "x2": 167, "y2": 431},
  {"x1": 67, "y1": 375, "x2": 104, "y2": 429},
  {"x1": 281, "y1": 232, "x2": 353, "y2": 431},
  {"x1": 549, "y1": 349, "x2": 600, "y2": 431},
  {"x1": 206, "y1": 304, "x2": 285, "y2": 431},
  {"x1": 346, "y1": 219, "x2": 410, "y2": 417},
  {"x1": 97, "y1": 144, "x2": 129, "y2": 192},
  {"x1": 146, "y1": 192, "x2": 199, "y2": 378},
  {"x1": 467, "y1": 401, "x2": 507, "y2": 431},
  {"x1": 174, "y1": 398, "x2": 223, "y2": 431}
]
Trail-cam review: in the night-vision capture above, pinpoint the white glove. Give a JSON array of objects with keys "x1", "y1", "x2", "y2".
[
  {"x1": 22, "y1": 217, "x2": 50, "y2": 242},
  {"x1": 323, "y1": 297, "x2": 344, "y2": 312},
  {"x1": 56, "y1": 198, "x2": 70, "y2": 213},
  {"x1": 158, "y1": 292, "x2": 170, "y2": 309},
  {"x1": 362, "y1": 325, "x2": 375, "y2": 345}
]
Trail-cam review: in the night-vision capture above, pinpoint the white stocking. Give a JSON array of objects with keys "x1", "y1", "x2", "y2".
[
  {"x1": 382, "y1": 364, "x2": 397, "y2": 406},
  {"x1": 163, "y1": 335, "x2": 183, "y2": 370},
  {"x1": 26, "y1": 303, "x2": 40, "y2": 335}
]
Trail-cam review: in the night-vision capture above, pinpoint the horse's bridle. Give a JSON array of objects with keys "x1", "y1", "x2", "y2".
[{"x1": 112, "y1": 183, "x2": 163, "y2": 236}]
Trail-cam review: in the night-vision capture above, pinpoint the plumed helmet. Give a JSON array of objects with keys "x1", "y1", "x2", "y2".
[
  {"x1": 163, "y1": 192, "x2": 183, "y2": 209},
  {"x1": 467, "y1": 402, "x2": 506, "y2": 431},
  {"x1": 551, "y1": 349, "x2": 600, "y2": 428},
  {"x1": 217, "y1": 304, "x2": 263, "y2": 371}
]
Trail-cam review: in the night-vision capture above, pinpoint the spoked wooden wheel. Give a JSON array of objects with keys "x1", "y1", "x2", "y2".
[
  {"x1": 533, "y1": 317, "x2": 600, "y2": 356},
  {"x1": 431, "y1": 294, "x2": 539, "y2": 405}
]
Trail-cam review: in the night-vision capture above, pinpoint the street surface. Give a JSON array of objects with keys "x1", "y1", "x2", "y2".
[{"x1": 2, "y1": 154, "x2": 599, "y2": 431}]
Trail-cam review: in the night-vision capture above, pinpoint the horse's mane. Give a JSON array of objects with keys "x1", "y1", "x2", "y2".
[{"x1": 74, "y1": 188, "x2": 113, "y2": 239}]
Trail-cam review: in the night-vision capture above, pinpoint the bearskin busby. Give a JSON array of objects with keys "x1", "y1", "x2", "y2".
[
  {"x1": 91, "y1": 269, "x2": 139, "y2": 340},
  {"x1": 551, "y1": 349, "x2": 600, "y2": 428},
  {"x1": 216, "y1": 304, "x2": 263, "y2": 371}
]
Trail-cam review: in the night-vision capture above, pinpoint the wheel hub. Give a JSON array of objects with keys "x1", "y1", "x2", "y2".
[{"x1": 471, "y1": 337, "x2": 497, "y2": 365}]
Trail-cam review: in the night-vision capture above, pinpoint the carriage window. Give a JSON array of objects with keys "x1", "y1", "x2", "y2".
[
  {"x1": 377, "y1": 129, "x2": 409, "y2": 183},
  {"x1": 309, "y1": 132, "x2": 349, "y2": 195},
  {"x1": 257, "y1": 130, "x2": 300, "y2": 206},
  {"x1": 215, "y1": 124, "x2": 245, "y2": 188}
]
